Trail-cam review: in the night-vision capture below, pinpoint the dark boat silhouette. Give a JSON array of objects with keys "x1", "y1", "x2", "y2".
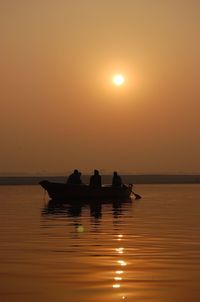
[{"x1": 39, "y1": 180, "x2": 133, "y2": 201}]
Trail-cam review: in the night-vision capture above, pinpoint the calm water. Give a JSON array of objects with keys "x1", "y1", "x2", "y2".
[{"x1": 0, "y1": 185, "x2": 200, "y2": 302}]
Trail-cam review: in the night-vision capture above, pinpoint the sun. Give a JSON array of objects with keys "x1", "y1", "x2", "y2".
[{"x1": 113, "y1": 74, "x2": 125, "y2": 86}]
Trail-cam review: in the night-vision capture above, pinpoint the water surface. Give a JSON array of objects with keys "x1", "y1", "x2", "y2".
[{"x1": 0, "y1": 184, "x2": 200, "y2": 302}]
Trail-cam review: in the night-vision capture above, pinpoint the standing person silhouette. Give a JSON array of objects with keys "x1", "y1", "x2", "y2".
[
  {"x1": 112, "y1": 171, "x2": 122, "y2": 187},
  {"x1": 89, "y1": 170, "x2": 102, "y2": 188}
]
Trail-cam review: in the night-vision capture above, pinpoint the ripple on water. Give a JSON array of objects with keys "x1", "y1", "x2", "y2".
[{"x1": 0, "y1": 185, "x2": 200, "y2": 302}]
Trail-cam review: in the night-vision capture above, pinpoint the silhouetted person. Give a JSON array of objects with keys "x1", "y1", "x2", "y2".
[
  {"x1": 67, "y1": 169, "x2": 82, "y2": 185},
  {"x1": 112, "y1": 171, "x2": 122, "y2": 187},
  {"x1": 90, "y1": 169, "x2": 101, "y2": 188}
]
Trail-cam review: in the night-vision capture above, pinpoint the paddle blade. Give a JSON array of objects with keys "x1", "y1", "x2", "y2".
[{"x1": 132, "y1": 192, "x2": 141, "y2": 199}]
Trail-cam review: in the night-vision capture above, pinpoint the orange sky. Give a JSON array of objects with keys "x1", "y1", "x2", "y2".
[{"x1": 0, "y1": 0, "x2": 200, "y2": 175}]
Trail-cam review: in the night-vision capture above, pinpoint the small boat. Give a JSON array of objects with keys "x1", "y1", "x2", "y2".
[{"x1": 39, "y1": 180, "x2": 133, "y2": 201}]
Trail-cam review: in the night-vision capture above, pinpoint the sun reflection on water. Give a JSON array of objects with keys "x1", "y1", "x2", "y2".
[
  {"x1": 117, "y1": 234, "x2": 123, "y2": 241},
  {"x1": 116, "y1": 270, "x2": 124, "y2": 274},
  {"x1": 116, "y1": 247, "x2": 124, "y2": 254},
  {"x1": 117, "y1": 260, "x2": 127, "y2": 266},
  {"x1": 112, "y1": 233, "x2": 128, "y2": 300},
  {"x1": 113, "y1": 284, "x2": 121, "y2": 288},
  {"x1": 114, "y1": 276, "x2": 122, "y2": 281}
]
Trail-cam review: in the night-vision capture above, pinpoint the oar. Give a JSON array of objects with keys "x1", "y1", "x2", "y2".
[{"x1": 132, "y1": 191, "x2": 142, "y2": 199}]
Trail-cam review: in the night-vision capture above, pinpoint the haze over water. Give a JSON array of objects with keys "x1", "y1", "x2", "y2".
[
  {"x1": 0, "y1": 184, "x2": 200, "y2": 302},
  {"x1": 1, "y1": 1, "x2": 200, "y2": 175}
]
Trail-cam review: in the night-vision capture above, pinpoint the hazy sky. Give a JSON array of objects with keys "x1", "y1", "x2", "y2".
[{"x1": 1, "y1": 0, "x2": 200, "y2": 175}]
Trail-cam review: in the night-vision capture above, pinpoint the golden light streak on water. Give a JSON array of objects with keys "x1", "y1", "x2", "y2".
[
  {"x1": 114, "y1": 277, "x2": 122, "y2": 281},
  {"x1": 116, "y1": 270, "x2": 124, "y2": 274},
  {"x1": 1, "y1": 185, "x2": 200, "y2": 302},
  {"x1": 116, "y1": 247, "x2": 124, "y2": 254},
  {"x1": 117, "y1": 260, "x2": 127, "y2": 266},
  {"x1": 112, "y1": 284, "x2": 121, "y2": 288},
  {"x1": 112, "y1": 234, "x2": 127, "y2": 291},
  {"x1": 117, "y1": 234, "x2": 123, "y2": 241}
]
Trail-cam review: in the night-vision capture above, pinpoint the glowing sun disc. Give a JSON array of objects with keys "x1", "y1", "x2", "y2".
[{"x1": 113, "y1": 74, "x2": 125, "y2": 86}]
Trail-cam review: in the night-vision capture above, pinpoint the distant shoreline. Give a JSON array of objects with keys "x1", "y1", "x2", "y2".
[{"x1": 0, "y1": 175, "x2": 200, "y2": 185}]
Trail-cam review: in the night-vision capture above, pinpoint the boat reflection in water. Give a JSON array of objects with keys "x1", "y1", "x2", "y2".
[{"x1": 41, "y1": 198, "x2": 132, "y2": 220}]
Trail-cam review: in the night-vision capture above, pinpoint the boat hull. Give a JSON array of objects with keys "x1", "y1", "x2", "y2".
[{"x1": 39, "y1": 180, "x2": 132, "y2": 201}]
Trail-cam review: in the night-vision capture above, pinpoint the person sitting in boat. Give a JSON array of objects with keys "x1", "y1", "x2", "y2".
[
  {"x1": 67, "y1": 169, "x2": 82, "y2": 185},
  {"x1": 89, "y1": 169, "x2": 101, "y2": 188},
  {"x1": 112, "y1": 171, "x2": 123, "y2": 187}
]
